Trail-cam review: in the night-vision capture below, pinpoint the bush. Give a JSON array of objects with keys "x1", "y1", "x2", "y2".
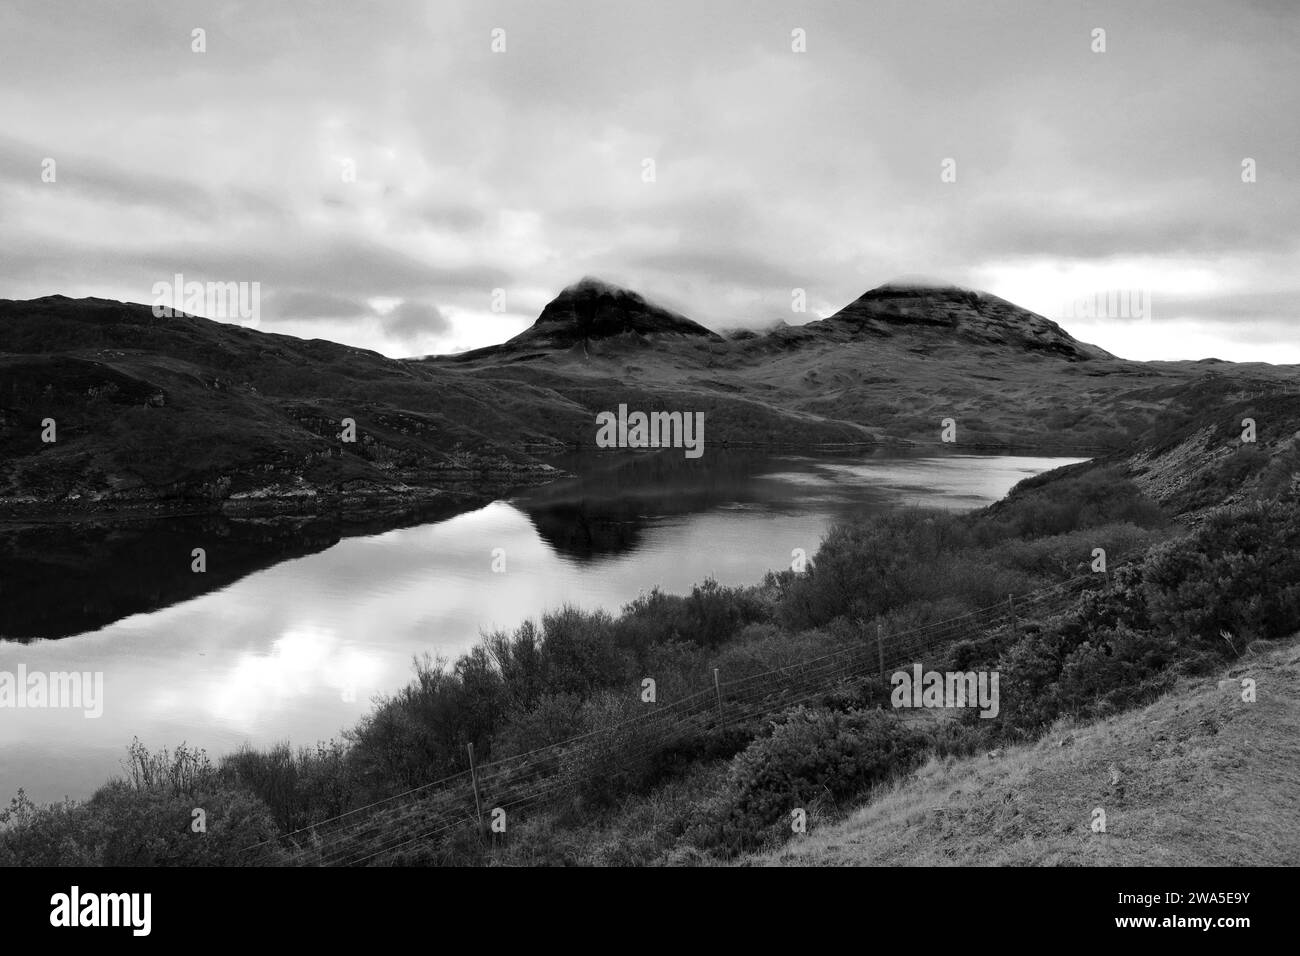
[
  {"x1": 491, "y1": 691, "x2": 590, "y2": 757},
  {"x1": 1054, "y1": 624, "x2": 1181, "y2": 717},
  {"x1": 997, "y1": 501, "x2": 1300, "y2": 735},
  {"x1": 84, "y1": 780, "x2": 282, "y2": 866},
  {"x1": 220, "y1": 740, "x2": 357, "y2": 834},
  {"x1": 0, "y1": 790, "x2": 100, "y2": 866},
  {"x1": 0, "y1": 775, "x2": 283, "y2": 867},
  {"x1": 348, "y1": 653, "x2": 489, "y2": 791},
  {"x1": 687, "y1": 706, "x2": 927, "y2": 854},
  {"x1": 776, "y1": 509, "x2": 974, "y2": 629},
  {"x1": 994, "y1": 523, "x2": 1167, "y2": 579},
  {"x1": 987, "y1": 466, "x2": 1169, "y2": 539},
  {"x1": 121, "y1": 738, "x2": 217, "y2": 795},
  {"x1": 1143, "y1": 501, "x2": 1300, "y2": 647},
  {"x1": 614, "y1": 580, "x2": 768, "y2": 651}
]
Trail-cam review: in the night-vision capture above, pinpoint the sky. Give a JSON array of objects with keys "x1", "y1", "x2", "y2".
[{"x1": 1, "y1": 0, "x2": 1298, "y2": 362}]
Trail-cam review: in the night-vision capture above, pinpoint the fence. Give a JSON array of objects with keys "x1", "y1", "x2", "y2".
[{"x1": 243, "y1": 571, "x2": 1103, "y2": 866}]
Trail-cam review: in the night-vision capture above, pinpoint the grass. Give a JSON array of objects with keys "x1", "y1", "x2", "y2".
[{"x1": 750, "y1": 634, "x2": 1300, "y2": 866}]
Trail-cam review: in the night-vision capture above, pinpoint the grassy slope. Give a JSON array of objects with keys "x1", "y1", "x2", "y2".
[{"x1": 750, "y1": 635, "x2": 1300, "y2": 866}]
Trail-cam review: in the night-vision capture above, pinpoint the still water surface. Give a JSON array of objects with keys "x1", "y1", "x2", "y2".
[{"x1": 0, "y1": 451, "x2": 1084, "y2": 802}]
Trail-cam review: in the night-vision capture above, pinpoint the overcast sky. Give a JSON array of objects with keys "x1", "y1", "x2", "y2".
[{"x1": 1, "y1": 0, "x2": 1297, "y2": 361}]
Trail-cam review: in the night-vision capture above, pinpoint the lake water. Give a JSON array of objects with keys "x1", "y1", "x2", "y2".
[{"x1": 0, "y1": 450, "x2": 1085, "y2": 803}]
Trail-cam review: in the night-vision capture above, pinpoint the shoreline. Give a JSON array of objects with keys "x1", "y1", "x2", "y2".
[{"x1": 0, "y1": 441, "x2": 1116, "y2": 523}]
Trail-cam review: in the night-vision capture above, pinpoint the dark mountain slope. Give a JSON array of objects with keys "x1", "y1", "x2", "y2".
[
  {"x1": 506, "y1": 277, "x2": 723, "y2": 349},
  {"x1": 0, "y1": 296, "x2": 565, "y2": 513}
]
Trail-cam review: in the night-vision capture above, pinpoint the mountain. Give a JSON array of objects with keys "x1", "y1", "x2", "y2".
[
  {"x1": 0, "y1": 295, "x2": 567, "y2": 515},
  {"x1": 2, "y1": 279, "x2": 1296, "y2": 515},
  {"x1": 811, "y1": 282, "x2": 1113, "y2": 361},
  {"x1": 470, "y1": 277, "x2": 723, "y2": 357},
  {"x1": 473, "y1": 278, "x2": 1106, "y2": 361},
  {"x1": 439, "y1": 277, "x2": 1295, "y2": 452}
]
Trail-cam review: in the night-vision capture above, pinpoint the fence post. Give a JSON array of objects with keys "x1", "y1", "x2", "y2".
[
  {"x1": 713, "y1": 667, "x2": 723, "y2": 718},
  {"x1": 467, "y1": 742, "x2": 484, "y2": 832},
  {"x1": 1007, "y1": 593, "x2": 1019, "y2": 641},
  {"x1": 876, "y1": 623, "x2": 885, "y2": 679}
]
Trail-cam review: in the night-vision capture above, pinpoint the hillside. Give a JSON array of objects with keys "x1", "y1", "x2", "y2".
[
  {"x1": 999, "y1": 381, "x2": 1300, "y2": 520},
  {"x1": 3, "y1": 279, "x2": 1296, "y2": 514},
  {"x1": 750, "y1": 634, "x2": 1300, "y2": 866},
  {"x1": 0, "y1": 290, "x2": 879, "y2": 514},
  {"x1": 0, "y1": 295, "x2": 569, "y2": 514},
  {"x1": 436, "y1": 279, "x2": 1299, "y2": 452}
]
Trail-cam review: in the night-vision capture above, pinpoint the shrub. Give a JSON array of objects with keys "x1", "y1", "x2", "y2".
[
  {"x1": 220, "y1": 740, "x2": 357, "y2": 834},
  {"x1": 0, "y1": 790, "x2": 100, "y2": 866},
  {"x1": 687, "y1": 706, "x2": 927, "y2": 854},
  {"x1": 997, "y1": 501, "x2": 1300, "y2": 735},
  {"x1": 987, "y1": 466, "x2": 1169, "y2": 539},
  {"x1": 615, "y1": 580, "x2": 768, "y2": 650},
  {"x1": 1054, "y1": 624, "x2": 1181, "y2": 718},
  {"x1": 85, "y1": 780, "x2": 282, "y2": 866},
  {"x1": 491, "y1": 691, "x2": 590, "y2": 757},
  {"x1": 121, "y1": 738, "x2": 217, "y2": 795},
  {"x1": 0, "y1": 777, "x2": 283, "y2": 867},
  {"x1": 1143, "y1": 501, "x2": 1300, "y2": 647},
  {"x1": 776, "y1": 509, "x2": 973, "y2": 628}
]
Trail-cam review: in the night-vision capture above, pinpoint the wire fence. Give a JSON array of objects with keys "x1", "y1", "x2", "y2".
[{"x1": 244, "y1": 570, "x2": 1105, "y2": 866}]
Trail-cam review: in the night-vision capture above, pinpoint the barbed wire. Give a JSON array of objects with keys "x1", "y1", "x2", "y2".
[{"x1": 247, "y1": 566, "x2": 1110, "y2": 866}]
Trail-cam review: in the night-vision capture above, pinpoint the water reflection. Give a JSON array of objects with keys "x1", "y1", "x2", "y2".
[{"x1": 0, "y1": 451, "x2": 1084, "y2": 801}]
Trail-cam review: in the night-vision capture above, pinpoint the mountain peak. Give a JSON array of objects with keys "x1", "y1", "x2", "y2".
[
  {"x1": 505, "y1": 278, "x2": 722, "y2": 350},
  {"x1": 874, "y1": 274, "x2": 964, "y2": 292},
  {"x1": 821, "y1": 281, "x2": 1111, "y2": 360},
  {"x1": 566, "y1": 275, "x2": 628, "y2": 295}
]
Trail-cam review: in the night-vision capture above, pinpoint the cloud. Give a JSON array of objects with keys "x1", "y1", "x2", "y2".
[
  {"x1": 269, "y1": 291, "x2": 372, "y2": 320},
  {"x1": 631, "y1": 249, "x2": 811, "y2": 292},
  {"x1": 0, "y1": 135, "x2": 286, "y2": 223},
  {"x1": 0, "y1": 0, "x2": 1297, "y2": 362},
  {"x1": 383, "y1": 300, "x2": 452, "y2": 341}
]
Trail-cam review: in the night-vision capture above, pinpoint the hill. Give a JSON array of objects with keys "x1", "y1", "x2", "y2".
[
  {"x1": 999, "y1": 379, "x2": 1300, "y2": 520},
  {"x1": 811, "y1": 282, "x2": 1113, "y2": 361},
  {"x1": 3, "y1": 278, "x2": 1297, "y2": 514},
  {"x1": 749, "y1": 634, "x2": 1300, "y2": 866},
  {"x1": 435, "y1": 278, "x2": 1298, "y2": 452},
  {"x1": 0, "y1": 295, "x2": 567, "y2": 515}
]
